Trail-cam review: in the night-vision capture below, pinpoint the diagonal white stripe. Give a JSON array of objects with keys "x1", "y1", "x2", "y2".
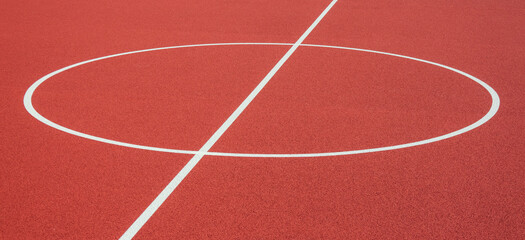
[{"x1": 119, "y1": 1, "x2": 338, "y2": 239}]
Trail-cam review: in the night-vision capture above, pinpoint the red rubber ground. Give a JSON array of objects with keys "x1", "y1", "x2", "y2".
[{"x1": 1, "y1": 0, "x2": 524, "y2": 239}]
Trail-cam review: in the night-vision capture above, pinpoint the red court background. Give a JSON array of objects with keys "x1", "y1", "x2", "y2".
[{"x1": 1, "y1": 0, "x2": 524, "y2": 239}]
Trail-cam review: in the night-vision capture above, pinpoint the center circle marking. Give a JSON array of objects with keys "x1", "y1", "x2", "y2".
[{"x1": 23, "y1": 43, "x2": 500, "y2": 158}]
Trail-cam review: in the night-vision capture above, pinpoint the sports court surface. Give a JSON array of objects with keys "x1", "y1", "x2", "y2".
[{"x1": 1, "y1": 0, "x2": 524, "y2": 239}]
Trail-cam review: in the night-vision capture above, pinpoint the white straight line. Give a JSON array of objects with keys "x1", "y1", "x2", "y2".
[{"x1": 119, "y1": 1, "x2": 338, "y2": 239}]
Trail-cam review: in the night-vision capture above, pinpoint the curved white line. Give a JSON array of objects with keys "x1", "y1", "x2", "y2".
[{"x1": 24, "y1": 42, "x2": 500, "y2": 158}]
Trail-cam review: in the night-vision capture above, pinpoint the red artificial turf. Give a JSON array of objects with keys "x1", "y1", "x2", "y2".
[{"x1": 1, "y1": 0, "x2": 524, "y2": 239}]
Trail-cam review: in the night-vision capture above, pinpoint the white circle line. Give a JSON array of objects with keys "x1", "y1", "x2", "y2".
[{"x1": 23, "y1": 42, "x2": 500, "y2": 158}]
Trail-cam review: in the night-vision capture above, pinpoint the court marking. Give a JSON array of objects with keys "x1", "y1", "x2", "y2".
[
  {"x1": 118, "y1": 0, "x2": 338, "y2": 239},
  {"x1": 23, "y1": 42, "x2": 500, "y2": 158}
]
